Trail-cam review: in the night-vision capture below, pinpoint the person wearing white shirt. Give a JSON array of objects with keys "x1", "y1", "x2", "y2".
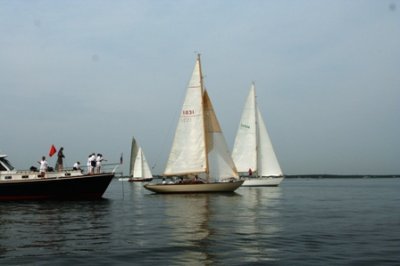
[
  {"x1": 96, "y1": 154, "x2": 103, "y2": 173},
  {"x1": 73, "y1": 161, "x2": 81, "y2": 171},
  {"x1": 38, "y1": 156, "x2": 48, "y2": 178},
  {"x1": 89, "y1": 153, "x2": 96, "y2": 174},
  {"x1": 86, "y1": 155, "x2": 91, "y2": 174}
]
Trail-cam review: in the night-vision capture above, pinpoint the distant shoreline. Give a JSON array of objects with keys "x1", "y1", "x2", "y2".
[
  {"x1": 285, "y1": 174, "x2": 400, "y2": 179},
  {"x1": 133, "y1": 174, "x2": 400, "y2": 179}
]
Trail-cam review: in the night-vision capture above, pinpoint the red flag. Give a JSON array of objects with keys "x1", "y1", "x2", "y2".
[{"x1": 49, "y1": 145, "x2": 57, "y2": 157}]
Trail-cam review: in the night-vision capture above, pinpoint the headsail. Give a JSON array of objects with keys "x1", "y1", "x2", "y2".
[
  {"x1": 256, "y1": 107, "x2": 282, "y2": 176},
  {"x1": 203, "y1": 90, "x2": 238, "y2": 180}
]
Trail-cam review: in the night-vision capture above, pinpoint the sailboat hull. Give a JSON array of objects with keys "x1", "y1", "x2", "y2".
[
  {"x1": 144, "y1": 180, "x2": 244, "y2": 193},
  {"x1": 128, "y1": 177, "x2": 153, "y2": 182},
  {"x1": 241, "y1": 176, "x2": 284, "y2": 187}
]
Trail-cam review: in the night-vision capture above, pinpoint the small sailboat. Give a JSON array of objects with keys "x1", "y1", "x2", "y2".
[
  {"x1": 232, "y1": 83, "x2": 284, "y2": 187},
  {"x1": 128, "y1": 137, "x2": 153, "y2": 182},
  {"x1": 144, "y1": 54, "x2": 243, "y2": 193}
]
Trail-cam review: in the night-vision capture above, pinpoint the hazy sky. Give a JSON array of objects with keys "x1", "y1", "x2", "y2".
[{"x1": 1, "y1": 1, "x2": 399, "y2": 175}]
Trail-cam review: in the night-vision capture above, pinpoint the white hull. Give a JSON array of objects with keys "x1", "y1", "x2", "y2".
[
  {"x1": 144, "y1": 180, "x2": 243, "y2": 193},
  {"x1": 241, "y1": 176, "x2": 284, "y2": 187}
]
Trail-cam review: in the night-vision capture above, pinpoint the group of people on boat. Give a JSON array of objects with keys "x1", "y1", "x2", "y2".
[
  {"x1": 87, "y1": 153, "x2": 106, "y2": 174},
  {"x1": 35, "y1": 148, "x2": 107, "y2": 177},
  {"x1": 37, "y1": 147, "x2": 65, "y2": 177},
  {"x1": 161, "y1": 175, "x2": 205, "y2": 185}
]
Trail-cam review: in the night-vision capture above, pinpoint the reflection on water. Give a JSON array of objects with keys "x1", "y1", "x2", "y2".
[
  {"x1": 3, "y1": 179, "x2": 396, "y2": 265},
  {"x1": 234, "y1": 187, "x2": 282, "y2": 263},
  {"x1": 162, "y1": 194, "x2": 212, "y2": 265},
  {"x1": 151, "y1": 187, "x2": 283, "y2": 265},
  {"x1": 0, "y1": 180, "x2": 285, "y2": 265},
  {"x1": 0, "y1": 200, "x2": 111, "y2": 260}
]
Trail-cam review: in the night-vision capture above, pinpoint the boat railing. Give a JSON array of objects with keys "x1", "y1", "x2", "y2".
[
  {"x1": 3, "y1": 163, "x2": 121, "y2": 175},
  {"x1": 80, "y1": 163, "x2": 121, "y2": 174}
]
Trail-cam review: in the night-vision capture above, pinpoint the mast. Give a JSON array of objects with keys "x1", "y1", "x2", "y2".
[
  {"x1": 253, "y1": 82, "x2": 261, "y2": 178},
  {"x1": 198, "y1": 53, "x2": 210, "y2": 180}
]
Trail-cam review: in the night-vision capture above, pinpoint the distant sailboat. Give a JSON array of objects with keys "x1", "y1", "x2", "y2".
[
  {"x1": 232, "y1": 83, "x2": 284, "y2": 187},
  {"x1": 144, "y1": 54, "x2": 243, "y2": 193},
  {"x1": 128, "y1": 137, "x2": 153, "y2": 182}
]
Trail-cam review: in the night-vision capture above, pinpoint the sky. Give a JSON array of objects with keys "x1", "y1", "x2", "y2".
[{"x1": 1, "y1": 1, "x2": 399, "y2": 175}]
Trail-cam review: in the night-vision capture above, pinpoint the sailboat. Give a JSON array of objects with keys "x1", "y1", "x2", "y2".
[
  {"x1": 231, "y1": 83, "x2": 284, "y2": 187},
  {"x1": 144, "y1": 54, "x2": 243, "y2": 193},
  {"x1": 128, "y1": 137, "x2": 153, "y2": 182}
]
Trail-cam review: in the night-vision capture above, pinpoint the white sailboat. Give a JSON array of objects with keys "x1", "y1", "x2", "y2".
[
  {"x1": 144, "y1": 54, "x2": 243, "y2": 193},
  {"x1": 128, "y1": 137, "x2": 153, "y2": 182},
  {"x1": 232, "y1": 83, "x2": 284, "y2": 186}
]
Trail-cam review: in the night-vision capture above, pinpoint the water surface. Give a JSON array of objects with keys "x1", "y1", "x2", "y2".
[{"x1": 0, "y1": 178, "x2": 399, "y2": 265}]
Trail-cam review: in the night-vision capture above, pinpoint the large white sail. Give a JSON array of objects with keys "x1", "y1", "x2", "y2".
[
  {"x1": 164, "y1": 56, "x2": 207, "y2": 176},
  {"x1": 130, "y1": 137, "x2": 139, "y2": 176},
  {"x1": 232, "y1": 84, "x2": 258, "y2": 172},
  {"x1": 130, "y1": 137, "x2": 153, "y2": 179},
  {"x1": 232, "y1": 83, "x2": 283, "y2": 177},
  {"x1": 132, "y1": 147, "x2": 153, "y2": 178},
  {"x1": 203, "y1": 90, "x2": 239, "y2": 181},
  {"x1": 256, "y1": 107, "x2": 283, "y2": 176}
]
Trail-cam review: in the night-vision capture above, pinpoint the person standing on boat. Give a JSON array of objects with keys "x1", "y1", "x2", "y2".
[
  {"x1": 95, "y1": 153, "x2": 102, "y2": 173},
  {"x1": 56, "y1": 147, "x2": 65, "y2": 172},
  {"x1": 89, "y1": 153, "x2": 96, "y2": 174},
  {"x1": 96, "y1": 153, "x2": 107, "y2": 173},
  {"x1": 38, "y1": 156, "x2": 48, "y2": 178},
  {"x1": 86, "y1": 155, "x2": 91, "y2": 174}
]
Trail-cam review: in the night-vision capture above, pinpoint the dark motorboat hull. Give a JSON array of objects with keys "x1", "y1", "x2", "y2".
[{"x1": 0, "y1": 173, "x2": 114, "y2": 201}]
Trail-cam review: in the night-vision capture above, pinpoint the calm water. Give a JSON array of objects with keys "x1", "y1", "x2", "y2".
[{"x1": 0, "y1": 178, "x2": 399, "y2": 265}]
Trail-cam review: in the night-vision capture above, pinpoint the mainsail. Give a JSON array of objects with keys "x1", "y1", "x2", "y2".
[
  {"x1": 164, "y1": 55, "x2": 206, "y2": 176},
  {"x1": 231, "y1": 85, "x2": 257, "y2": 172}
]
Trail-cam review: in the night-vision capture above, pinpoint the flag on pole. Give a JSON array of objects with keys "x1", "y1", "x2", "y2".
[{"x1": 49, "y1": 145, "x2": 57, "y2": 157}]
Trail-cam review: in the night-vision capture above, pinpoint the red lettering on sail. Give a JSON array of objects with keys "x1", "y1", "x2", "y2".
[{"x1": 182, "y1": 109, "x2": 195, "y2": 116}]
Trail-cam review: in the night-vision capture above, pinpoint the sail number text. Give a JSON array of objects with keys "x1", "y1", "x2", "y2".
[{"x1": 182, "y1": 109, "x2": 195, "y2": 116}]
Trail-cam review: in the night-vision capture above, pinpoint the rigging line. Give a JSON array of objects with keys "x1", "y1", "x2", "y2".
[{"x1": 121, "y1": 178, "x2": 124, "y2": 199}]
